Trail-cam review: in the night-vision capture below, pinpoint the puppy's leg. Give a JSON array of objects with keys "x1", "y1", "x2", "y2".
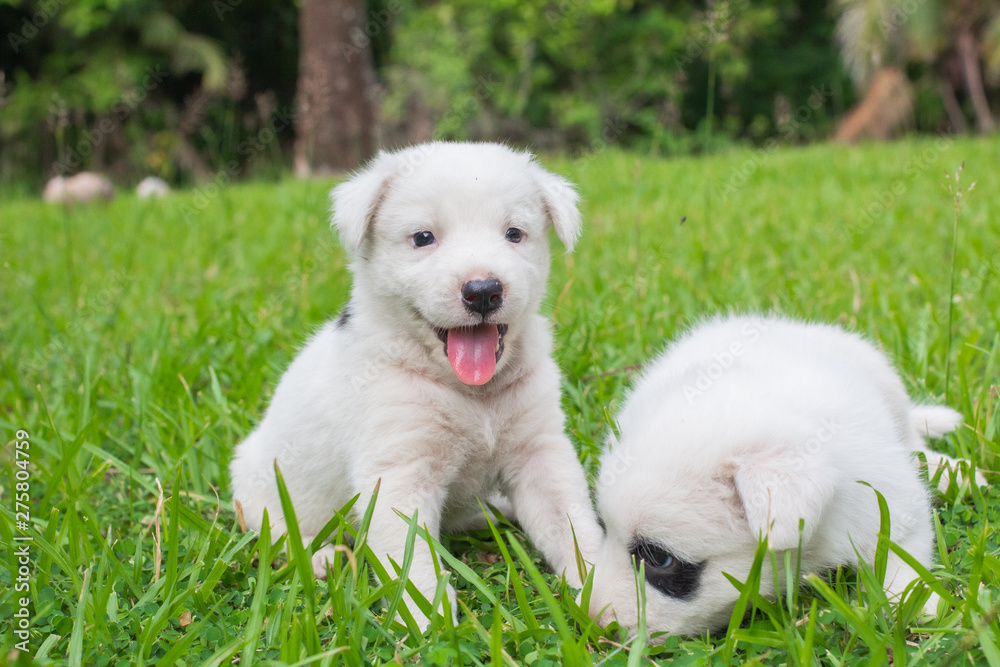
[
  {"x1": 350, "y1": 460, "x2": 456, "y2": 631},
  {"x1": 883, "y1": 554, "x2": 934, "y2": 614},
  {"x1": 883, "y1": 526, "x2": 938, "y2": 617},
  {"x1": 505, "y1": 435, "x2": 603, "y2": 588},
  {"x1": 917, "y1": 451, "x2": 988, "y2": 493},
  {"x1": 241, "y1": 511, "x2": 347, "y2": 581},
  {"x1": 910, "y1": 404, "x2": 987, "y2": 491}
]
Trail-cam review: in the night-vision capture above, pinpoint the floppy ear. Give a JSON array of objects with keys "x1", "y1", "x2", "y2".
[
  {"x1": 532, "y1": 165, "x2": 582, "y2": 252},
  {"x1": 729, "y1": 450, "x2": 836, "y2": 551},
  {"x1": 330, "y1": 152, "x2": 398, "y2": 254}
]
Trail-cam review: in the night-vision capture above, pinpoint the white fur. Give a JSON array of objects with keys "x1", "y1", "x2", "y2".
[
  {"x1": 589, "y1": 314, "x2": 976, "y2": 637},
  {"x1": 230, "y1": 142, "x2": 602, "y2": 629}
]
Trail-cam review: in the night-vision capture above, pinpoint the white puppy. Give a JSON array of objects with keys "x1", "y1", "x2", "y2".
[
  {"x1": 231, "y1": 142, "x2": 603, "y2": 628},
  {"x1": 590, "y1": 314, "x2": 973, "y2": 637}
]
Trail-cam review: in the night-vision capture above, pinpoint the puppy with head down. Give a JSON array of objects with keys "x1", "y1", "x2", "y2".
[
  {"x1": 230, "y1": 142, "x2": 603, "y2": 628},
  {"x1": 590, "y1": 314, "x2": 972, "y2": 636}
]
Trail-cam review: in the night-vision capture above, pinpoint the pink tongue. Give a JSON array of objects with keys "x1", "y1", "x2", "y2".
[{"x1": 446, "y1": 324, "x2": 499, "y2": 385}]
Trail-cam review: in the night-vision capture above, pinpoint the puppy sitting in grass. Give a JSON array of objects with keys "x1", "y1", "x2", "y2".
[
  {"x1": 230, "y1": 142, "x2": 603, "y2": 629},
  {"x1": 589, "y1": 314, "x2": 979, "y2": 636}
]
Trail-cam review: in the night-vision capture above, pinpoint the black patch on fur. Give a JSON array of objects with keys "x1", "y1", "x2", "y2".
[
  {"x1": 336, "y1": 305, "x2": 352, "y2": 328},
  {"x1": 630, "y1": 537, "x2": 705, "y2": 601}
]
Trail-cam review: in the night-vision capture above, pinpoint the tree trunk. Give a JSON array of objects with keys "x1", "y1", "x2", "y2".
[
  {"x1": 937, "y1": 76, "x2": 968, "y2": 134},
  {"x1": 956, "y1": 28, "x2": 996, "y2": 134},
  {"x1": 294, "y1": 0, "x2": 377, "y2": 176}
]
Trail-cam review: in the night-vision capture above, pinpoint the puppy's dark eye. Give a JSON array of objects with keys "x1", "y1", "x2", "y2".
[
  {"x1": 630, "y1": 537, "x2": 705, "y2": 601},
  {"x1": 505, "y1": 228, "x2": 524, "y2": 243},
  {"x1": 411, "y1": 231, "x2": 436, "y2": 248},
  {"x1": 634, "y1": 540, "x2": 676, "y2": 571}
]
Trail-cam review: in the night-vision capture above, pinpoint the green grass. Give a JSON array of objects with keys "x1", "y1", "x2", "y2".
[{"x1": 1, "y1": 135, "x2": 999, "y2": 665}]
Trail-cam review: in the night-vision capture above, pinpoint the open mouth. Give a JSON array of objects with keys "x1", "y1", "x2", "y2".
[{"x1": 434, "y1": 323, "x2": 508, "y2": 385}]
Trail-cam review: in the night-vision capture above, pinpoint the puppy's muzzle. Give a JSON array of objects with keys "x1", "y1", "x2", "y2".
[{"x1": 461, "y1": 279, "x2": 504, "y2": 317}]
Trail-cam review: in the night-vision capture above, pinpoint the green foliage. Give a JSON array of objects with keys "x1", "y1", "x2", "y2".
[
  {"x1": 0, "y1": 0, "x2": 294, "y2": 187},
  {"x1": 1, "y1": 0, "x2": 854, "y2": 187},
  {"x1": 1, "y1": 136, "x2": 999, "y2": 665},
  {"x1": 379, "y1": 0, "x2": 848, "y2": 153}
]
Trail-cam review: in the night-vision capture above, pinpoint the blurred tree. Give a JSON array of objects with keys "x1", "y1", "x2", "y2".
[
  {"x1": 376, "y1": 0, "x2": 808, "y2": 153},
  {"x1": 0, "y1": 0, "x2": 917, "y2": 186},
  {"x1": 293, "y1": 0, "x2": 377, "y2": 175},
  {"x1": 0, "y1": 0, "x2": 308, "y2": 186},
  {"x1": 834, "y1": 0, "x2": 1000, "y2": 133},
  {"x1": 949, "y1": 0, "x2": 998, "y2": 132},
  {"x1": 833, "y1": 66, "x2": 911, "y2": 142},
  {"x1": 0, "y1": 0, "x2": 234, "y2": 183}
]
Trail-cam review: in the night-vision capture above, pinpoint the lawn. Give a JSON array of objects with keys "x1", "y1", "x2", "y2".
[{"x1": 1, "y1": 136, "x2": 999, "y2": 666}]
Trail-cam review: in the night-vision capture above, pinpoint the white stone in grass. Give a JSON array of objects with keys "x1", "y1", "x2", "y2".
[
  {"x1": 136, "y1": 176, "x2": 170, "y2": 199},
  {"x1": 43, "y1": 172, "x2": 114, "y2": 203}
]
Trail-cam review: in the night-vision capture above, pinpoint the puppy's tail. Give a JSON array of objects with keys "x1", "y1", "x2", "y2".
[{"x1": 910, "y1": 404, "x2": 963, "y2": 440}]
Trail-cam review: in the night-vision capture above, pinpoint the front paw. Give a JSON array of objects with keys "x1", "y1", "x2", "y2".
[
  {"x1": 920, "y1": 591, "x2": 943, "y2": 619},
  {"x1": 563, "y1": 568, "x2": 585, "y2": 590},
  {"x1": 396, "y1": 582, "x2": 458, "y2": 632},
  {"x1": 311, "y1": 544, "x2": 344, "y2": 579}
]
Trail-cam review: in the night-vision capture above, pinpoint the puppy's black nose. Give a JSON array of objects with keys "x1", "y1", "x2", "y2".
[{"x1": 461, "y1": 279, "x2": 504, "y2": 317}]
